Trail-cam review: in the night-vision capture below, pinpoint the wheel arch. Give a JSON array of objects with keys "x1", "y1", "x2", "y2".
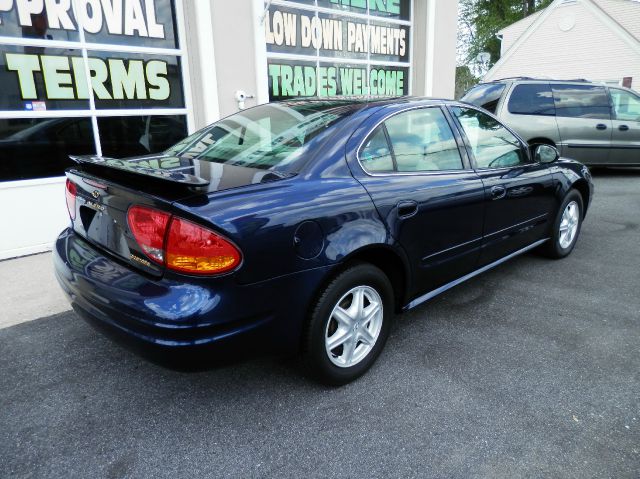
[{"x1": 571, "y1": 179, "x2": 591, "y2": 217}]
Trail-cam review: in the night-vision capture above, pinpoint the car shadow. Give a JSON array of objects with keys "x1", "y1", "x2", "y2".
[{"x1": 588, "y1": 166, "x2": 640, "y2": 177}]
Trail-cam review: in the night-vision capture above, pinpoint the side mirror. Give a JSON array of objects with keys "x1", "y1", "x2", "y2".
[{"x1": 534, "y1": 144, "x2": 559, "y2": 164}]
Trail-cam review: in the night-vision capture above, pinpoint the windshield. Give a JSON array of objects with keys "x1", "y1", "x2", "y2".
[
  {"x1": 461, "y1": 83, "x2": 506, "y2": 113},
  {"x1": 166, "y1": 101, "x2": 356, "y2": 173}
]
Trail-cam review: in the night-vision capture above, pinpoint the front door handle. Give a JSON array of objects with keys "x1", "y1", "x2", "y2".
[
  {"x1": 491, "y1": 185, "x2": 507, "y2": 200},
  {"x1": 397, "y1": 200, "x2": 418, "y2": 219},
  {"x1": 596, "y1": 124, "x2": 608, "y2": 131},
  {"x1": 619, "y1": 124, "x2": 630, "y2": 132}
]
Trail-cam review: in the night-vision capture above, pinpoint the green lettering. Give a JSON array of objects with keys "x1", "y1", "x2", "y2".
[
  {"x1": 304, "y1": 66, "x2": 316, "y2": 96},
  {"x1": 146, "y1": 60, "x2": 169, "y2": 100},
  {"x1": 268, "y1": 64, "x2": 281, "y2": 96},
  {"x1": 109, "y1": 59, "x2": 147, "y2": 100},
  {"x1": 87, "y1": 58, "x2": 112, "y2": 100},
  {"x1": 5, "y1": 53, "x2": 40, "y2": 100},
  {"x1": 281, "y1": 65, "x2": 294, "y2": 96},
  {"x1": 293, "y1": 66, "x2": 305, "y2": 96},
  {"x1": 339, "y1": 68, "x2": 353, "y2": 95},
  {"x1": 41, "y1": 56, "x2": 75, "y2": 100}
]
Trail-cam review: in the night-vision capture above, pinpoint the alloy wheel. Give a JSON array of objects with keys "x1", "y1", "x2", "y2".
[
  {"x1": 559, "y1": 200, "x2": 580, "y2": 249},
  {"x1": 325, "y1": 285, "x2": 384, "y2": 368}
]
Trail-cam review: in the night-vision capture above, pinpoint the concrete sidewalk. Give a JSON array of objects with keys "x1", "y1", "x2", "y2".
[{"x1": 0, "y1": 252, "x2": 71, "y2": 329}]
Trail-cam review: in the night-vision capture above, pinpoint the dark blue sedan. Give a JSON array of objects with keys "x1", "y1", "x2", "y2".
[{"x1": 54, "y1": 98, "x2": 594, "y2": 384}]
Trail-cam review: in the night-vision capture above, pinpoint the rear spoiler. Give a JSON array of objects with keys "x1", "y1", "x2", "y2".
[{"x1": 69, "y1": 155, "x2": 210, "y2": 187}]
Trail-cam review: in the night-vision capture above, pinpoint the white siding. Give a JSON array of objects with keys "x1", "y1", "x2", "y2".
[
  {"x1": 498, "y1": 11, "x2": 543, "y2": 55},
  {"x1": 485, "y1": 0, "x2": 640, "y2": 89},
  {"x1": 598, "y1": 0, "x2": 640, "y2": 41}
]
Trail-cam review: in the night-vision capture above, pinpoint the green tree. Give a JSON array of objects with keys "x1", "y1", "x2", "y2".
[{"x1": 458, "y1": 0, "x2": 553, "y2": 68}]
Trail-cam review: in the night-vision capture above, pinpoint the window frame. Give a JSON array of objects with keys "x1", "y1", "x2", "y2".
[
  {"x1": 0, "y1": 0, "x2": 193, "y2": 186},
  {"x1": 355, "y1": 105, "x2": 471, "y2": 177},
  {"x1": 447, "y1": 104, "x2": 533, "y2": 171}
]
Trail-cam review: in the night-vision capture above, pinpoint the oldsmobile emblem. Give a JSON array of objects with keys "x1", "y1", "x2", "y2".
[{"x1": 92, "y1": 190, "x2": 100, "y2": 199}]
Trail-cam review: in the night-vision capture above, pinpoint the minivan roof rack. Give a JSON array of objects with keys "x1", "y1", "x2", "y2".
[{"x1": 492, "y1": 77, "x2": 591, "y2": 83}]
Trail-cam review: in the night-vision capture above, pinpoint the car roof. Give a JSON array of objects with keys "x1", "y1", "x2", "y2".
[
  {"x1": 483, "y1": 77, "x2": 593, "y2": 84},
  {"x1": 271, "y1": 97, "x2": 452, "y2": 113}
]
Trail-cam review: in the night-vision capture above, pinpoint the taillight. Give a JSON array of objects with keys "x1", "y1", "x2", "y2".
[
  {"x1": 65, "y1": 179, "x2": 77, "y2": 220},
  {"x1": 166, "y1": 217, "x2": 242, "y2": 275},
  {"x1": 127, "y1": 206, "x2": 171, "y2": 264},
  {"x1": 127, "y1": 205, "x2": 241, "y2": 275}
]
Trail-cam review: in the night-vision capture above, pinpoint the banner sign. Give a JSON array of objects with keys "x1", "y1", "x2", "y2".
[
  {"x1": 265, "y1": 0, "x2": 411, "y2": 101},
  {"x1": 0, "y1": 0, "x2": 182, "y2": 111}
]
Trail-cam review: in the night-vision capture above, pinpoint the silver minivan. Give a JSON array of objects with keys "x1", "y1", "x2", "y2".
[{"x1": 462, "y1": 78, "x2": 640, "y2": 166}]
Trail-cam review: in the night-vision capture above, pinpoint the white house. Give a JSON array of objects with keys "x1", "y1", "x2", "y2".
[{"x1": 484, "y1": 0, "x2": 640, "y2": 90}]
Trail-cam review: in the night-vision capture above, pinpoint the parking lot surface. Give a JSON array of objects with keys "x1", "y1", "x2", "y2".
[{"x1": 1, "y1": 170, "x2": 639, "y2": 478}]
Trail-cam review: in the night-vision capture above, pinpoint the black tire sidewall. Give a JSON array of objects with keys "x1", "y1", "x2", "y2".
[
  {"x1": 550, "y1": 190, "x2": 584, "y2": 258},
  {"x1": 305, "y1": 264, "x2": 394, "y2": 385}
]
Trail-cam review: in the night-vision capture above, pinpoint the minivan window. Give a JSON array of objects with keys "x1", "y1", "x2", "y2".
[
  {"x1": 610, "y1": 88, "x2": 640, "y2": 122},
  {"x1": 551, "y1": 84, "x2": 611, "y2": 120},
  {"x1": 508, "y1": 84, "x2": 555, "y2": 116},
  {"x1": 461, "y1": 83, "x2": 506, "y2": 114},
  {"x1": 384, "y1": 108, "x2": 464, "y2": 172}
]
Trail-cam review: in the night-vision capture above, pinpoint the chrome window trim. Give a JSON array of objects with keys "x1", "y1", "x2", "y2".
[{"x1": 355, "y1": 105, "x2": 469, "y2": 178}]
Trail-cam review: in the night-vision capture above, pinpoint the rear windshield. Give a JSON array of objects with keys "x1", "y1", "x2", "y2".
[
  {"x1": 461, "y1": 83, "x2": 506, "y2": 113},
  {"x1": 165, "y1": 102, "x2": 355, "y2": 173}
]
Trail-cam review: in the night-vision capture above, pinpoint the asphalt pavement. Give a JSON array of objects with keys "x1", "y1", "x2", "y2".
[{"x1": 1, "y1": 169, "x2": 639, "y2": 478}]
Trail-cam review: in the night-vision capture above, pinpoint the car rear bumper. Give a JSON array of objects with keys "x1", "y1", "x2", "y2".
[{"x1": 53, "y1": 228, "x2": 330, "y2": 365}]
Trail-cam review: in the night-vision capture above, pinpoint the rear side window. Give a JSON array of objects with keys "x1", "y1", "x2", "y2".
[
  {"x1": 359, "y1": 108, "x2": 464, "y2": 174},
  {"x1": 551, "y1": 84, "x2": 611, "y2": 120},
  {"x1": 508, "y1": 84, "x2": 555, "y2": 115},
  {"x1": 360, "y1": 126, "x2": 394, "y2": 172},
  {"x1": 461, "y1": 83, "x2": 506, "y2": 113}
]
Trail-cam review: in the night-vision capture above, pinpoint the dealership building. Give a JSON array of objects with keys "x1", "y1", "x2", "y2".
[{"x1": 0, "y1": 0, "x2": 458, "y2": 260}]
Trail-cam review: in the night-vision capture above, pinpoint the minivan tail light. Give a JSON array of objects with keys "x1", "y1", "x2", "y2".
[
  {"x1": 126, "y1": 205, "x2": 241, "y2": 275},
  {"x1": 127, "y1": 206, "x2": 171, "y2": 264},
  {"x1": 166, "y1": 217, "x2": 241, "y2": 275},
  {"x1": 65, "y1": 179, "x2": 77, "y2": 220}
]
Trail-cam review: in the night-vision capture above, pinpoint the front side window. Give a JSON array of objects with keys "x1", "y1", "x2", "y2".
[
  {"x1": 461, "y1": 83, "x2": 506, "y2": 114},
  {"x1": 551, "y1": 84, "x2": 611, "y2": 120},
  {"x1": 452, "y1": 107, "x2": 527, "y2": 169},
  {"x1": 610, "y1": 89, "x2": 640, "y2": 122},
  {"x1": 384, "y1": 109, "x2": 463, "y2": 172},
  {"x1": 508, "y1": 83, "x2": 555, "y2": 116}
]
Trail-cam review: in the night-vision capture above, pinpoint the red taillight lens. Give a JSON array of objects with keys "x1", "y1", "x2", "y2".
[
  {"x1": 65, "y1": 179, "x2": 77, "y2": 220},
  {"x1": 127, "y1": 206, "x2": 171, "y2": 264},
  {"x1": 165, "y1": 217, "x2": 242, "y2": 275},
  {"x1": 127, "y1": 205, "x2": 241, "y2": 275}
]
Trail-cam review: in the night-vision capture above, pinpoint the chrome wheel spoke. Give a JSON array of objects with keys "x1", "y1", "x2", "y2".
[
  {"x1": 342, "y1": 336, "x2": 357, "y2": 364},
  {"x1": 358, "y1": 328, "x2": 376, "y2": 346},
  {"x1": 327, "y1": 329, "x2": 352, "y2": 351},
  {"x1": 332, "y1": 307, "x2": 354, "y2": 328},
  {"x1": 361, "y1": 302, "x2": 381, "y2": 327}
]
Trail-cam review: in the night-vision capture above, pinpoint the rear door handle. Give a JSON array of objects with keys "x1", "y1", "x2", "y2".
[
  {"x1": 619, "y1": 125, "x2": 630, "y2": 131},
  {"x1": 596, "y1": 124, "x2": 608, "y2": 130},
  {"x1": 491, "y1": 185, "x2": 507, "y2": 200},
  {"x1": 397, "y1": 200, "x2": 418, "y2": 219}
]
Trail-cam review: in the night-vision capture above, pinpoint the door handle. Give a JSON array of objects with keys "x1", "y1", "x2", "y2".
[
  {"x1": 397, "y1": 200, "x2": 418, "y2": 219},
  {"x1": 596, "y1": 124, "x2": 608, "y2": 130},
  {"x1": 619, "y1": 125, "x2": 630, "y2": 131},
  {"x1": 490, "y1": 185, "x2": 507, "y2": 200}
]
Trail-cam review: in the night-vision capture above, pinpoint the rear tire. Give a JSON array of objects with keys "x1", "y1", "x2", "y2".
[
  {"x1": 541, "y1": 190, "x2": 584, "y2": 259},
  {"x1": 302, "y1": 263, "x2": 394, "y2": 386}
]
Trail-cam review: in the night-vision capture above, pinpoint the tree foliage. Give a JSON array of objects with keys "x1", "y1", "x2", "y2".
[{"x1": 458, "y1": 0, "x2": 553, "y2": 68}]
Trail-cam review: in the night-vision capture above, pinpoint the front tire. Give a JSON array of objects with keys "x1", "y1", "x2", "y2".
[
  {"x1": 303, "y1": 263, "x2": 394, "y2": 386},
  {"x1": 542, "y1": 189, "x2": 584, "y2": 259}
]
